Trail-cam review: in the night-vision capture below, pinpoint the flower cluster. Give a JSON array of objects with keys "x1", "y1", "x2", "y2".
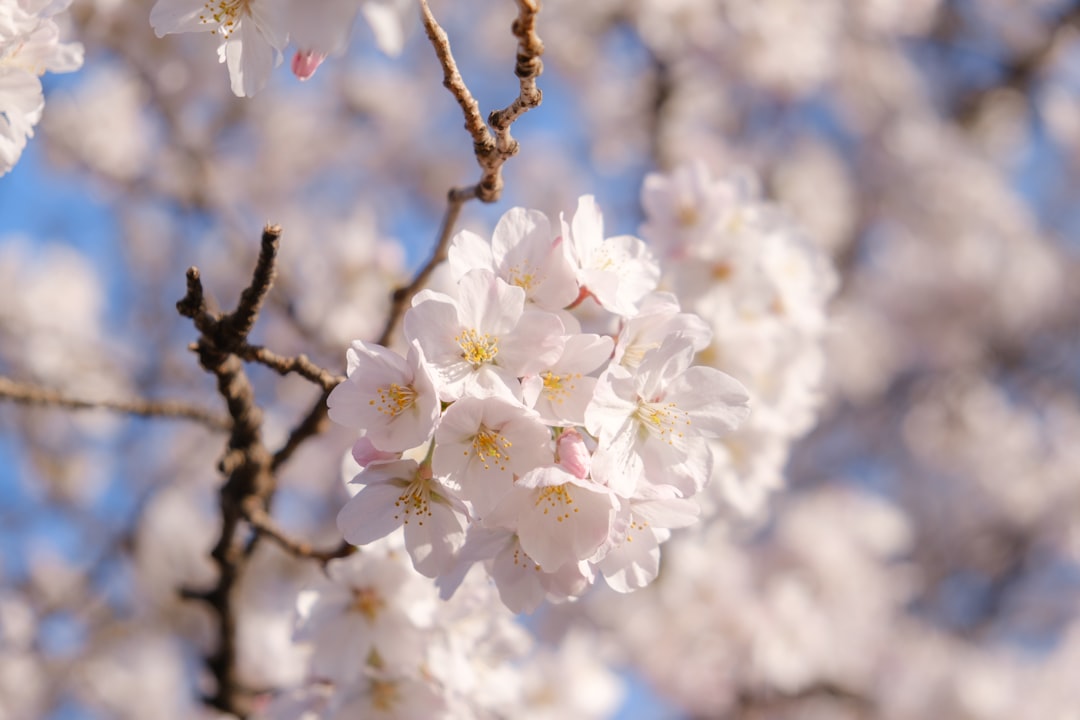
[
  {"x1": 328, "y1": 197, "x2": 751, "y2": 613},
  {"x1": 640, "y1": 162, "x2": 837, "y2": 516},
  {"x1": 254, "y1": 540, "x2": 623, "y2": 720},
  {"x1": 149, "y1": 0, "x2": 411, "y2": 96},
  {"x1": 0, "y1": 0, "x2": 83, "y2": 176}
]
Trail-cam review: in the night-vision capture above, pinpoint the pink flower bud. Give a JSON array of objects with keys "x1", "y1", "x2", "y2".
[
  {"x1": 351, "y1": 437, "x2": 398, "y2": 468},
  {"x1": 291, "y1": 50, "x2": 327, "y2": 81},
  {"x1": 556, "y1": 429, "x2": 591, "y2": 480}
]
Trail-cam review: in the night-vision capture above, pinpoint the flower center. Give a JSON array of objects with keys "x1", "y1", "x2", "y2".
[
  {"x1": 676, "y1": 204, "x2": 699, "y2": 227},
  {"x1": 508, "y1": 262, "x2": 538, "y2": 291},
  {"x1": 392, "y1": 475, "x2": 433, "y2": 526},
  {"x1": 456, "y1": 328, "x2": 499, "y2": 366},
  {"x1": 472, "y1": 428, "x2": 512, "y2": 471},
  {"x1": 369, "y1": 679, "x2": 399, "y2": 711},
  {"x1": 199, "y1": 0, "x2": 250, "y2": 37},
  {"x1": 541, "y1": 370, "x2": 581, "y2": 405},
  {"x1": 635, "y1": 400, "x2": 689, "y2": 444},
  {"x1": 351, "y1": 587, "x2": 385, "y2": 622},
  {"x1": 535, "y1": 485, "x2": 579, "y2": 523},
  {"x1": 370, "y1": 382, "x2": 416, "y2": 417}
]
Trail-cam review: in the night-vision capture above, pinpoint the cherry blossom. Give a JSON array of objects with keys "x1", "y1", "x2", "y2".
[
  {"x1": 326, "y1": 340, "x2": 439, "y2": 453},
  {"x1": 337, "y1": 458, "x2": 467, "y2": 577},
  {"x1": 150, "y1": 0, "x2": 288, "y2": 96},
  {"x1": 0, "y1": 0, "x2": 82, "y2": 176},
  {"x1": 404, "y1": 268, "x2": 566, "y2": 402}
]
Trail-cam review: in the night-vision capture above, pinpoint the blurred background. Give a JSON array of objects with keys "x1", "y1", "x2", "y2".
[{"x1": 2, "y1": 0, "x2": 1080, "y2": 718}]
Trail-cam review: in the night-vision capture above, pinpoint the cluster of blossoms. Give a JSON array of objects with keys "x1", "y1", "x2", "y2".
[
  {"x1": 0, "y1": 0, "x2": 83, "y2": 176},
  {"x1": 640, "y1": 162, "x2": 837, "y2": 516},
  {"x1": 326, "y1": 194, "x2": 751, "y2": 613},
  {"x1": 149, "y1": 0, "x2": 411, "y2": 96},
  {"x1": 255, "y1": 538, "x2": 623, "y2": 719}
]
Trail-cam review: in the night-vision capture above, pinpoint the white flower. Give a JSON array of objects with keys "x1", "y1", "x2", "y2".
[
  {"x1": 295, "y1": 554, "x2": 430, "y2": 681},
  {"x1": 337, "y1": 459, "x2": 467, "y2": 578},
  {"x1": 443, "y1": 527, "x2": 591, "y2": 614},
  {"x1": 0, "y1": 0, "x2": 83, "y2": 176},
  {"x1": 329, "y1": 669, "x2": 448, "y2": 720},
  {"x1": 404, "y1": 269, "x2": 566, "y2": 402},
  {"x1": 484, "y1": 454, "x2": 617, "y2": 571},
  {"x1": 449, "y1": 207, "x2": 580, "y2": 312},
  {"x1": 432, "y1": 396, "x2": 552, "y2": 517},
  {"x1": 327, "y1": 340, "x2": 439, "y2": 453},
  {"x1": 595, "y1": 487, "x2": 699, "y2": 593},
  {"x1": 612, "y1": 292, "x2": 711, "y2": 370},
  {"x1": 521, "y1": 333, "x2": 613, "y2": 426},
  {"x1": 561, "y1": 195, "x2": 660, "y2": 317},
  {"x1": 586, "y1": 335, "x2": 750, "y2": 496},
  {"x1": 150, "y1": 0, "x2": 288, "y2": 97},
  {"x1": 487, "y1": 532, "x2": 592, "y2": 613}
]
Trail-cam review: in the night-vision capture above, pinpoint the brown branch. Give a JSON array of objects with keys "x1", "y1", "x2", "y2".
[
  {"x1": 720, "y1": 682, "x2": 875, "y2": 720},
  {"x1": 0, "y1": 376, "x2": 229, "y2": 430},
  {"x1": 237, "y1": 344, "x2": 343, "y2": 391},
  {"x1": 419, "y1": 0, "x2": 491, "y2": 153},
  {"x1": 420, "y1": 0, "x2": 544, "y2": 202},
  {"x1": 176, "y1": 224, "x2": 286, "y2": 718},
  {"x1": 377, "y1": 189, "x2": 469, "y2": 344},
  {"x1": 243, "y1": 499, "x2": 355, "y2": 564},
  {"x1": 949, "y1": 1, "x2": 1080, "y2": 126}
]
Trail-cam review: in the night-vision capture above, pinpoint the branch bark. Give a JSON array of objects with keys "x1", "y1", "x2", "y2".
[{"x1": 0, "y1": 376, "x2": 229, "y2": 430}]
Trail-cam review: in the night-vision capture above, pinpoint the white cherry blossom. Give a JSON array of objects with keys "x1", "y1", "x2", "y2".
[
  {"x1": 294, "y1": 554, "x2": 430, "y2": 681},
  {"x1": 485, "y1": 455, "x2": 617, "y2": 571},
  {"x1": 327, "y1": 340, "x2": 439, "y2": 453},
  {"x1": 404, "y1": 268, "x2": 565, "y2": 401},
  {"x1": 150, "y1": 0, "x2": 288, "y2": 97},
  {"x1": 612, "y1": 292, "x2": 711, "y2": 370},
  {"x1": 587, "y1": 335, "x2": 750, "y2": 496},
  {"x1": 337, "y1": 458, "x2": 468, "y2": 578},
  {"x1": 432, "y1": 396, "x2": 553, "y2": 517},
  {"x1": 329, "y1": 669, "x2": 449, "y2": 720},
  {"x1": 449, "y1": 207, "x2": 579, "y2": 312},
  {"x1": 521, "y1": 332, "x2": 613, "y2": 426},
  {"x1": 0, "y1": 0, "x2": 83, "y2": 176},
  {"x1": 560, "y1": 195, "x2": 660, "y2": 317},
  {"x1": 595, "y1": 487, "x2": 700, "y2": 593}
]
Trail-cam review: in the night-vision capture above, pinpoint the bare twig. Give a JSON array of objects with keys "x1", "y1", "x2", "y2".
[
  {"x1": 377, "y1": 190, "x2": 469, "y2": 343},
  {"x1": 237, "y1": 344, "x2": 343, "y2": 391},
  {"x1": 243, "y1": 500, "x2": 355, "y2": 564},
  {"x1": 419, "y1": 0, "x2": 490, "y2": 152},
  {"x1": 0, "y1": 376, "x2": 229, "y2": 430},
  {"x1": 420, "y1": 0, "x2": 544, "y2": 202},
  {"x1": 176, "y1": 224, "x2": 287, "y2": 718}
]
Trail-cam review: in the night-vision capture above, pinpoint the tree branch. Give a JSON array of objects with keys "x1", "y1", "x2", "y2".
[
  {"x1": 0, "y1": 376, "x2": 229, "y2": 430},
  {"x1": 243, "y1": 499, "x2": 355, "y2": 565},
  {"x1": 176, "y1": 224, "x2": 285, "y2": 718},
  {"x1": 419, "y1": 0, "x2": 544, "y2": 202},
  {"x1": 237, "y1": 344, "x2": 343, "y2": 391}
]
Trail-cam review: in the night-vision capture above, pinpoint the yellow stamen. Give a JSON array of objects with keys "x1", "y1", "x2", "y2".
[
  {"x1": 472, "y1": 427, "x2": 512, "y2": 471},
  {"x1": 456, "y1": 328, "x2": 499, "y2": 366},
  {"x1": 198, "y1": 0, "x2": 250, "y2": 37},
  {"x1": 369, "y1": 382, "x2": 417, "y2": 417}
]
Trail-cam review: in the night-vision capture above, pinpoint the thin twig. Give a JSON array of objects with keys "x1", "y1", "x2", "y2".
[
  {"x1": 0, "y1": 376, "x2": 230, "y2": 430},
  {"x1": 243, "y1": 500, "x2": 355, "y2": 564},
  {"x1": 237, "y1": 344, "x2": 343, "y2": 391},
  {"x1": 177, "y1": 224, "x2": 283, "y2": 718},
  {"x1": 419, "y1": 0, "x2": 491, "y2": 152},
  {"x1": 419, "y1": 0, "x2": 544, "y2": 202},
  {"x1": 377, "y1": 190, "x2": 469, "y2": 344}
]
